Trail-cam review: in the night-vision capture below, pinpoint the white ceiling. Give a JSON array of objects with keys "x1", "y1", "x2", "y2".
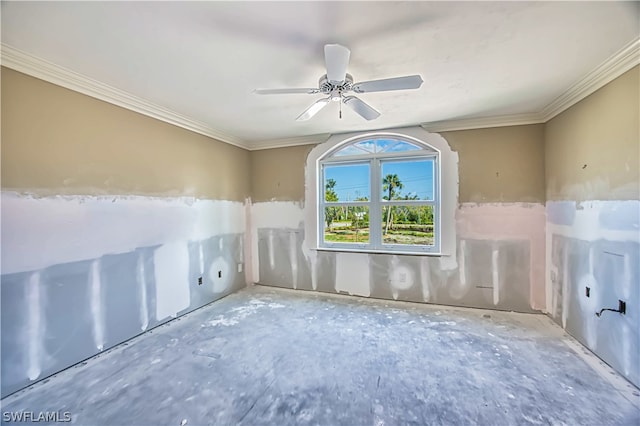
[{"x1": 2, "y1": 1, "x2": 639, "y2": 149}]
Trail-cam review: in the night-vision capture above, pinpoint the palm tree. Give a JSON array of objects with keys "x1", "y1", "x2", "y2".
[
  {"x1": 325, "y1": 179, "x2": 339, "y2": 229},
  {"x1": 382, "y1": 174, "x2": 403, "y2": 235}
]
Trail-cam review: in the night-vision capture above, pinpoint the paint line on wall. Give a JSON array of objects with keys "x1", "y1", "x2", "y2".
[
  {"x1": 26, "y1": 272, "x2": 42, "y2": 381},
  {"x1": 90, "y1": 260, "x2": 105, "y2": 351}
]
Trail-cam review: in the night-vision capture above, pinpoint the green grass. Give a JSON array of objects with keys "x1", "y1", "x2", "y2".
[
  {"x1": 325, "y1": 228, "x2": 433, "y2": 245},
  {"x1": 325, "y1": 230, "x2": 370, "y2": 243}
]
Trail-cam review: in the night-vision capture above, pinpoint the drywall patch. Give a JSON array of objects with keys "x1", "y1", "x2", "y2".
[
  {"x1": 252, "y1": 202, "x2": 540, "y2": 311},
  {"x1": 335, "y1": 252, "x2": 370, "y2": 297},
  {"x1": 1, "y1": 193, "x2": 246, "y2": 398},
  {"x1": 388, "y1": 256, "x2": 415, "y2": 300},
  {"x1": 546, "y1": 200, "x2": 640, "y2": 388},
  {"x1": 210, "y1": 257, "x2": 232, "y2": 293},
  {"x1": 153, "y1": 242, "x2": 191, "y2": 321},
  {"x1": 457, "y1": 203, "x2": 545, "y2": 310},
  {"x1": 250, "y1": 201, "x2": 305, "y2": 283}
]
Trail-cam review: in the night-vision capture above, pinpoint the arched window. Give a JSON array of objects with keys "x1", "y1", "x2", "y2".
[{"x1": 318, "y1": 136, "x2": 440, "y2": 253}]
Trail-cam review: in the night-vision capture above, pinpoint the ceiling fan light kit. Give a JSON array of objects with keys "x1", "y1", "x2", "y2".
[{"x1": 255, "y1": 44, "x2": 423, "y2": 121}]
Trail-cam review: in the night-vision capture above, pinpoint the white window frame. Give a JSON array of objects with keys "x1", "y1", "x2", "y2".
[{"x1": 318, "y1": 136, "x2": 441, "y2": 254}]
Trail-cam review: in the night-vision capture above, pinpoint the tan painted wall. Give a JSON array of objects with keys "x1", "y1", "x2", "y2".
[
  {"x1": 250, "y1": 125, "x2": 545, "y2": 204},
  {"x1": 250, "y1": 145, "x2": 315, "y2": 202},
  {"x1": 545, "y1": 66, "x2": 639, "y2": 201},
  {"x1": 1, "y1": 68, "x2": 250, "y2": 201},
  {"x1": 442, "y1": 124, "x2": 545, "y2": 203}
]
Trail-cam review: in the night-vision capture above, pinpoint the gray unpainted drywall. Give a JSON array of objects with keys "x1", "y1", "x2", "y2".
[
  {"x1": 547, "y1": 201, "x2": 640, "y2": 388},
  {"x1": 257, "y1": 228, "x2": 535, "y2": 313},
  {"x1": 0, "y1": 234, "x2": 245, "y2": 398}
]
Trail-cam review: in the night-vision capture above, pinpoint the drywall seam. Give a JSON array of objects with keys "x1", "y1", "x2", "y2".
[
  {"x1": 252, "y1": 200, "x2": 545, "y2": 309},
  {"x1": 26, "y1": 272, "x2": 42, "y2": 381},
  {"x1": 136, "y1": 252, "x2": 149, "y2": 331},
  {"x1": 90, "y1": 259, "x2": 105, "y2": 351},
  {"x1": 457, "y1": 203, "x2": 546, "y2": 310},
  {"x1": 249, "y1": 201, "x2": 305, "y2": 283},
  {"x1": 243, "y1": 199, "x2": 253, "y2": 285},
  {"x1": 545, "y1": 199, "x2": 639, "y2": 315},
  {"x1": 1, "y1": 192, "x2": 246, "y2": 274}
]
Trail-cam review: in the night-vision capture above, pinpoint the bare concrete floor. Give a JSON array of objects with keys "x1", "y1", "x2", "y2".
[{"x1": 2, "y1": 285, "x2": 639, "y2": 426}]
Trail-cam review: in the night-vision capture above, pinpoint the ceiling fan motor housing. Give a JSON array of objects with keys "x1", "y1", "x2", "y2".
[{"x1": 319, "y1": 73, "x2": 354, "y2": 99}]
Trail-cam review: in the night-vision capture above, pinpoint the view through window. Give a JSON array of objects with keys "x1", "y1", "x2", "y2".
[{"x1": 320, "y1": 137, "x2": 439, "y2": 253}]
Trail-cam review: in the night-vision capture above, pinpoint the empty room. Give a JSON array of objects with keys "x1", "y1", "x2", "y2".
[{"x1": 1, "y1": 1, "x2": 639, "y2": 425}]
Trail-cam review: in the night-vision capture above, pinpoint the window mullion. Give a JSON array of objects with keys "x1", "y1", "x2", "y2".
[{"x1": 370, "y1": 158, "x2": 382, "y2": 249}]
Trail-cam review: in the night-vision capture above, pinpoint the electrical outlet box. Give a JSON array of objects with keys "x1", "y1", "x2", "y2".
[
  {"x1": 218, "y1": 270, "x2": 222, "y2": 278},
  {"x1": 198, "y1": 277, "x2": 203, "y2": 286},
  {"x1": 585, "y1": 287, "x2": 590, "y2": 297},
  {"x1": 619, "y1": 300, "x2": 626, "y2": 315}
]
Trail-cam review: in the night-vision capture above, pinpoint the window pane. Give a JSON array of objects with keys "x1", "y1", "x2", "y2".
[
  {"x1": 381, "y1": 159, "x2": 434, "y2": 201},
  {"x1": 332, "y1": 144, "x2": 368, "y2": 157},
  {"x1": 375, "y1": 139, "x2": 399, "y2": 152},
  {"x1": 382, "y1": 205, "x2": 434, "y2": 246},
  {"x1": 324, "y1": 206, "x2": 370, "y2": 244},
  {"x1": 384, "y1": 141, "x2": 421, "y2": 152},
  {"x1": 353, "y1": 140, "x2": 376, "y2": 153},
  {"x1": 324, "y1": 163, "x2": 370, "y2": 202}
]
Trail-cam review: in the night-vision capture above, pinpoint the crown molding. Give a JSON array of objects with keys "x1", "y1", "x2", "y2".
[
  {"x1": 248, "y1": 134, "x2": 332, "y2": 150},
  {"x1": 3, "y1": 36, "x2": 638, "y2": 151},
  {"x1": 540, "y1": 37, "x2": 640, "y2": 122},
  {"x1": 0, "y1": 44, "x2": 250, "y2": 150},
  {"x1": 421, "y1": 113, "x2": 543, "y2": 133}
]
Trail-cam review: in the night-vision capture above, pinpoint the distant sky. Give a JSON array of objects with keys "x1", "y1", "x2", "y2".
[{"x1": 324, "y1": 160, "x2": 434, "y2": 201}]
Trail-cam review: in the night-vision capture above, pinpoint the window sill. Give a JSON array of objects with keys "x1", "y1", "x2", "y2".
[{"x1": 314, "y1": 247, "x2": 447, "y2": 257}]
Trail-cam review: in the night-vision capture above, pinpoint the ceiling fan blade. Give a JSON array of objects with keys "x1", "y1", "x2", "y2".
[
  {"x1": 352, "y1": 75, "x2": 423, "y2": 93},
  {"x1": 296, "y1": 97, "x2": 331, "y2": 121},
  {"x1": 343, "y1": 96, "x2": 380, "y2": 121},
  {"x1": 324, "y1": 44, "x2": 350, "y2": 84},
  {"x1": 254, "y1": 88, "x2": 319, "y2": 95}
]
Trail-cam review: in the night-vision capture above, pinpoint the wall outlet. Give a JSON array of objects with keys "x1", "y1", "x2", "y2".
[
  {"x1": 585, "y1": 287, "x2": 590, "y2": 297},
  {"x1": 619, "y1": 300, "x2": 626, "y2": 315},
  {"x1": 218, "y1": 270, "x2": 222, "y2": 278},
  {"x1": 197, "y1": 277, "x2": 203, "y2": 286}
]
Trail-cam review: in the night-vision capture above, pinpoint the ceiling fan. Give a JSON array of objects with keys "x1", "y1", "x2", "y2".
[{"x1": 254, "y1": 44, "x2": 423, "y2": 121}]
